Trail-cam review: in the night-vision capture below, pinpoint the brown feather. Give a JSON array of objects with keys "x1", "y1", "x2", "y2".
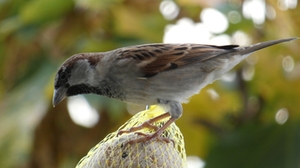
[{"x1": 117, "y1": 43, "x2": 239, "y2": 77}]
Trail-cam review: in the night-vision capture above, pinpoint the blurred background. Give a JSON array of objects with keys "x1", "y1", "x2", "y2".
[{"x1": 0, "y1": 0, "x2": 299, "y2": 167}]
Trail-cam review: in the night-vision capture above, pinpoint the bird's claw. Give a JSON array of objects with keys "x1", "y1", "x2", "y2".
[
  {"x1": 120, "y1": 131, "x2": 174, "y2": 148},
  {"x1": 117, "y1": 121, "x2": 160, "y2": 137}
]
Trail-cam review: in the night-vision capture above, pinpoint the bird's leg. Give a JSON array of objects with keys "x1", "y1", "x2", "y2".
[
  {"x1": 126, "y1": 116, "x2": 177, "y2": 144},
  {"x1": 119, "y1": 100, "x2": 182, "y2": 145},
  {"x1": 117, "y1": 112, "x2": 171, "y2": 136}
]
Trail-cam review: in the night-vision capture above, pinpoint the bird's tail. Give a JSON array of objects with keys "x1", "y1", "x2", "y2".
[{"x1": 237, "y1": 37, "x2": 298, "y2": 55}]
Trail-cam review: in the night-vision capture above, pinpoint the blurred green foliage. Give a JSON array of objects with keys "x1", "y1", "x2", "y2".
[{"x1": 0, "y1": 0, "x2": 299, "y2": 168}]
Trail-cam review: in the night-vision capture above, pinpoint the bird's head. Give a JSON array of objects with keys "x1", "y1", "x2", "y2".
[{"x1": 52, "y1": 53, "x2": 102, "y2": 107}]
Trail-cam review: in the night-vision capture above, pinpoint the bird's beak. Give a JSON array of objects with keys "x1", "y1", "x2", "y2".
[{"x1": 52, "y1": 87, "x2": 67, "y2": 107}]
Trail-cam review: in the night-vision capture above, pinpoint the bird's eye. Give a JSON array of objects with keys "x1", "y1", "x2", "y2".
[{"x1": 60, "y1": 72, "x2": 68, "y2": 80}]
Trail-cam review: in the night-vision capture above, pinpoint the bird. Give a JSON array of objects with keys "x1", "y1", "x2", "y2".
[{"x1": 53, "y1": 37, "x2": 297, "y2": 143}]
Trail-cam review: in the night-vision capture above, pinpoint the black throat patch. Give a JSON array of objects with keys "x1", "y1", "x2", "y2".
[{"x1": 66, "y1": 81, "x2": 125, "y2": 101}]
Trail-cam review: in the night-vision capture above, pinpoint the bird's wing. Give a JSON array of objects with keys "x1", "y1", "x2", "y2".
[{"x1": 116, "y1": 43, "x2": 239, "y2": 77}]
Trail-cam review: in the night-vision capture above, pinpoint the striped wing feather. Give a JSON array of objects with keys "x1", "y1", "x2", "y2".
[{"x1": 118, "y1": 44, "x2": 239, "y2": 77}]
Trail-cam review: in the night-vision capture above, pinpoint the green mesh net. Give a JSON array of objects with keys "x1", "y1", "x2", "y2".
[{"x1": 76, "y1": 105, "x2": 187, "y2": 168}]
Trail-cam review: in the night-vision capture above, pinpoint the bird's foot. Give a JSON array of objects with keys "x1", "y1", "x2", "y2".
[
  {"x1": 118, "y1": 114, "x2": 177, "y2": 147},
  {"x1": 117, "y1": 120, "x2": 160, "y2": 136},
  {"x1": 120, "y1": 131, "x2": 175, "y2": 149},
  {"x1": 117, "y1": 112, "x2": 170, "y2": 136},
  {"x1": 127, "y1": 131, "x2": 173, "y2": 145}
]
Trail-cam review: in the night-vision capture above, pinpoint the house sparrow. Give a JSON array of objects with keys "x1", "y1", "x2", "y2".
[{"x1": 53, "y1": 37, "x2": 296, "y2": 143}]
